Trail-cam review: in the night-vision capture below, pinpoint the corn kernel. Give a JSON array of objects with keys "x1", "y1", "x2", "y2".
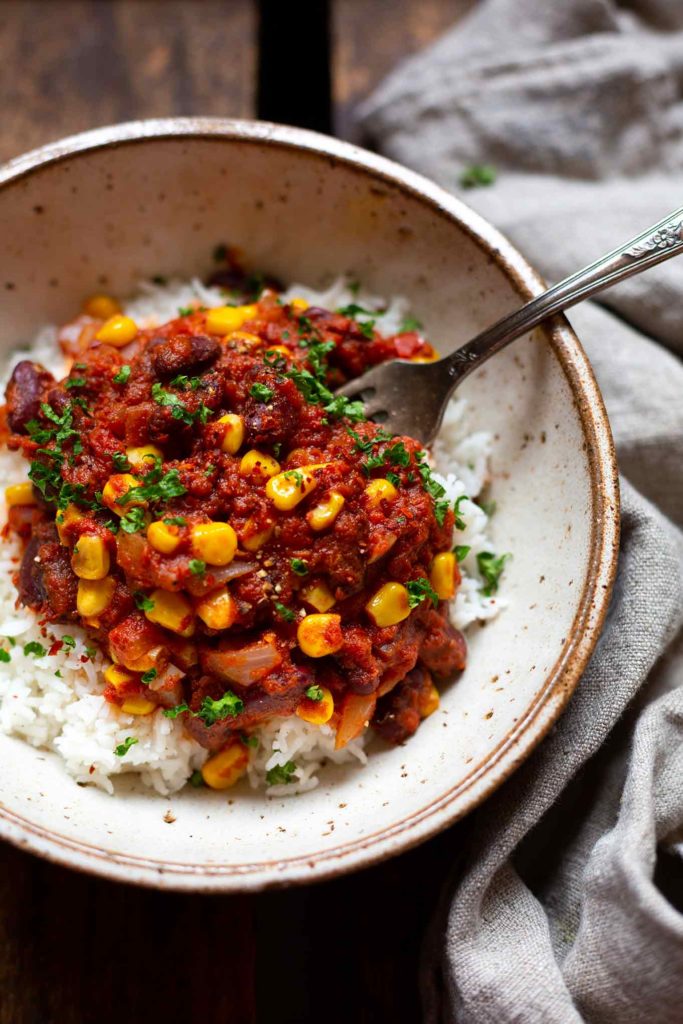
[
  {"x1": 240, "y1": 520, "x2": 274, "y2": 552},
  {"x1": 430, "y1": 552, "x2": 458, "y2": 601},
  {"x1": 96, "y1": 314, "x2": 138, "y2": 347},
  {"x1": 364, "y1": 478, "x2": 398, "y2": 507},
  {"x1": 201, "y1": 742, "x2": 249, "y2": 790},
  {"x1": 71, "y1": 534, "x2": 110, "y2": 580},
  {"x1": 307, "y1": 490, "x2": 345, "y2": 531},
  {"x1": 239, "y1": 449, "x2": 281, "y2": 481},
  {"x1": 418, "y1": 681, "x2": 440, "y2": 719},
  {"x1": 205, "y1": 305, "x2": 258, "y2": 336},
  {"x1": 126, "y1": 445, "x2": 163, "y2": 470},
  {"x1": 365, "y1": 582, "x2": 410, "y2": 628},
  {"x1": 300, "y1": 580, "x2": 336, "y2": 612},
  {"x1": 191, "y1": 522, "x2": 237, "y2": 566},
  {"x1": 121, "y1": 694, "x2": 157, "y2": 715},
  {"x1": 5, "y1": 482, "x2": 36, "y2": 507},
  {"x1": 289, "y1": 297, "x2": 309, "y2": 312},
  {"x1": 83, "y1": 294, "x2": 121, "y2": 320},
  {"x1": 144, "y1": 589, "x2": 195, "y2": 637},
  {"x1": 266, "y1": 464, "x2": 326, "y2": 512},
  {"x1": 77, "y1": 576, "x2": 116, "y2": 617},
  {"x1": 126, "y1": 644, "x2": 169, "y2": 674},
  {"x1": 297, "y1": 613, "x2": 343, "y2": 658},
  {"x1": 102, "y1": 473, "x2": 143, "y2": 515},
  {"x1": 217, "y1": 413, "x2": 245, "y2": 454},
  {"x1": 196, "y1": 587, "x2": 237, "y2": 630},
  {"x1": 104, "y1": 664, "x2": 136, "y2": 690},
  {"x1": 296, "y1": 686, "x2": 334, "y2": 725},
  {"x1": 147, "y1": 520, "x2": 182, "y2": 555},
  {"x1": 56, "y1": 503, "x2": 85, "y2": 544},
  {"x1": 229, "y1": 330, "x2": 263, "y2": 351}
]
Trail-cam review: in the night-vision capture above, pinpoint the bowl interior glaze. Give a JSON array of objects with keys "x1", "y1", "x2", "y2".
[{"x1": 0, "y1": 121, "x2": 619, "y2": 890}]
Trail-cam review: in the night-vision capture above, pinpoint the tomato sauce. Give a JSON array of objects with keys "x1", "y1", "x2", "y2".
[{"x1": 3, "y1": 278, "x2": 467, "y2": 750}]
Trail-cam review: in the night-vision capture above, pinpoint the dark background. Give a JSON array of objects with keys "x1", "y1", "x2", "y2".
[{"x1": 0, "y1": 1, "x2": 476, "y2": 1021}]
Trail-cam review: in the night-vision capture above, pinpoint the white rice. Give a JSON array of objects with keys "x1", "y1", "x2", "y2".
[{"x1": 0, "y1": 277, "x2": 503, "y2": 797}]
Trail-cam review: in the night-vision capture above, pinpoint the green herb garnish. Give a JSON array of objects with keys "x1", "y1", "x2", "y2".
[
  {"x1": 305, "y1": 685, "x2": 324, "y2": 702},
  {"x1": 266, "y1": 761, "x2": 298, "y2": 786},
  {"x1": 111, "y1": 452, "x2": 130, "y2": 471},
  {"x1": 290, "y1": 558, "x2": 308, "y2": 576},
  {"x1": 476, "y1": 551, "x2": 510, "y2": 596},
  {"x1": 134, "y1": 593, "x2": 155, "y2": 612},
  {"x1": 399, "y1": 316, "x2": 423, "y2": 333},
  {"x1": 140, "y1": 669, "x2": 157, "y2": 685},
  {"x1": 274, "y1": 602, "x2": 296, "y2": 623},
  {"x1": 113, "y1": 365, "x2": 131, "y2": 385},
  {"x1": 454, "y1": 545, "x2": 471, "y2": 562},
  {"x1": 23, "y1": 641, "x2": 47, "y2": 657},
  {"x1": 406, "y1": 577, "x2": 440, "y2": 609},
  {"x1": 453, "y1": 495, "x2": 469, "y2": 531},
  {"x1": 249, "y1": 382, "x2": 274, "y2": 403},
  {"x1": 163, "y1": 516, "x2": 187, "y2": 527},
  {"x1": 189, "y1": 559, "x2": 206, "y2": 577},
  {"x1": 0, "y1": 649, "x2": 10, "y2": 663},
  {"x1": 459, "y1": 164, "x2": 497, "y2": 189},
  {"x1": 114, "y1": 736, "x2": 138, "y2": 758},
  {"x1": 120, "y1": 506, "x2": 147, "y2": 534}
]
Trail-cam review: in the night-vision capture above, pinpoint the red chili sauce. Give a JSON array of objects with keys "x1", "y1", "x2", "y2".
[{"x1": 2, "y1": 272, "x2": 466, "y2": 753}]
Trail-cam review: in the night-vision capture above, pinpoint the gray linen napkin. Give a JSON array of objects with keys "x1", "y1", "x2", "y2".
[{"x1": 358, "y1": 2, "x2": 683, "y2": 1021}]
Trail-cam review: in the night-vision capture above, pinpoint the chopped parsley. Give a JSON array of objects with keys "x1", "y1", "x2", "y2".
[
  {"x1": 337, "y1": 303, "x2": 377, "y2": 339},
  {"x1": 240, "y1": 732, "x2": 259, "y2": 749},
  {"x1": 204, "y1": 464, "x2": 216, "y2": 476},
  {"x1": 399, "y1": 316, "x2": 423, "y2": 333},
  {"x1": 113, "y1": 365, "x2": 131, "y2": 385},
  {"x1": 386, "y1": 441, "x2": 410, "y2": 467},
  {"x1": 416, "y1": 452, "x2": 450, "y2": 525},
  {"x1": 189, "y1": 559, "x2": 206, "y2": 577},
  {"x1": 453, "y1": 495, "x2": 469, "y2": 530},
  {"x1": 406, "y1": 577, "x2": 439, "y2": 609},
  {"x1": 177, "y1": 305, "x2": 194, "y2": 317},
  {"x1": 134, "y1": 592, "x2": 155, "y2": 612},
  {"x1": 476, "y1": 551, "x2": 510, "y2": 596},
  {"x1": 265, "y1": 761, "x2": 298, "y2": 786},
  {"x1": 274, "y1": 602, "x2": 296, "y2": 623},
  {"x1": 285, "y1": 366, "x2": 365, "y2": 422},
  {"x1": 459, "y1": 164, "x2": 497, "y2": 189},
  {"x1": 23, "y1": 641, "x2": 47, "y2": 657},
  {"x1": 119, "y1": 462, "x2": 187, "y2": 505},
  {"x1": 114, "y1": 736, "x2": 138, "y2": 757},
  {"x1": 305, "y1": 685, "x2": 324, "y2": 702},
  {"x1": 454, "y1": 545, "x2": 471, "y2": 562},
  {"x1": 169, "y1": 374, "x2": 203, "y2": 391},
  {"x1": 61, "y1": 635, "x2": 76, "y2": 650},
  {"x1": 151, "y1": 382, "x2": 211, "y2": 426},
  {"x1": 249, "y1": 382, "x2": 274, "y2": 403},
  {"x1": 290, "y1": 558, "x2": 308, "y2": 576},
  {"x1": 111, "y1": 452, "x2": 130, "y2": 471},
  {"x1": 189, "y1": 769, "x2": 205, "y2": 787},
  {"x1": 163, "y1": 516, "x2": 187, "y2": 527},
  {"x1": 120, "y1": 506, "x2": 147, "y2": 534},
  {"x1": 197, "y1": 690, "x2": 243, "y2": 725},
  {"x1": 0, "y1": 649, "x2": 10, "y2": 663},
  {"x1": 65, "y1": 377, "x2": 86, "y2": 390},
  {"x1": 283, "y1": 469, "x2": 303, "y2": 487},
  {"x1": 140, "y1": 668, "x2": 157, "y2": 685},
  {"x1": 386, "y1": 472, "x2": 401, "y2": 488},
  {"x1": 163, "y1": 689, "x2": 244, "y2": 725}
]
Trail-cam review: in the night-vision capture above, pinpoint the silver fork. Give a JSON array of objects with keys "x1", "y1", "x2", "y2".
[{"x1": 335, "y1": 206, "x2": 683, "y2": 443}]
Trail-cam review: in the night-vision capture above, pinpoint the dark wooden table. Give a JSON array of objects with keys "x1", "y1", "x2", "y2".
[{"x1": 0, "y1": 3, "x2": 473, "y2": 1021}]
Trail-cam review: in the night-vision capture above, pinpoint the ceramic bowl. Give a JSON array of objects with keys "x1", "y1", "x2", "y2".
[{"x1": 0, "y1": 120, "x2": 619, "y2": 890}]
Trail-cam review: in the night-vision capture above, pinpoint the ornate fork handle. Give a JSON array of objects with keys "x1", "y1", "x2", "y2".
[{"x1": 447, "y1": 206, "x2": 683, "y2": 381}]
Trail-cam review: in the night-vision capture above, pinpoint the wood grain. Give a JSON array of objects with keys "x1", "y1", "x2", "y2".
[
  {"x1": 332, "y1": 0, "x2": 476, "y2": 139},
  {"x1": 0, "y1": 0, "x2": 257, "y2": 163}
]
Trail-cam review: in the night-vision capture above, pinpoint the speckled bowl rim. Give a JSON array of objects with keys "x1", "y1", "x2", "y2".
[{"x1": 0, "y1": 119, "x2": 620, "y2": 891}]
